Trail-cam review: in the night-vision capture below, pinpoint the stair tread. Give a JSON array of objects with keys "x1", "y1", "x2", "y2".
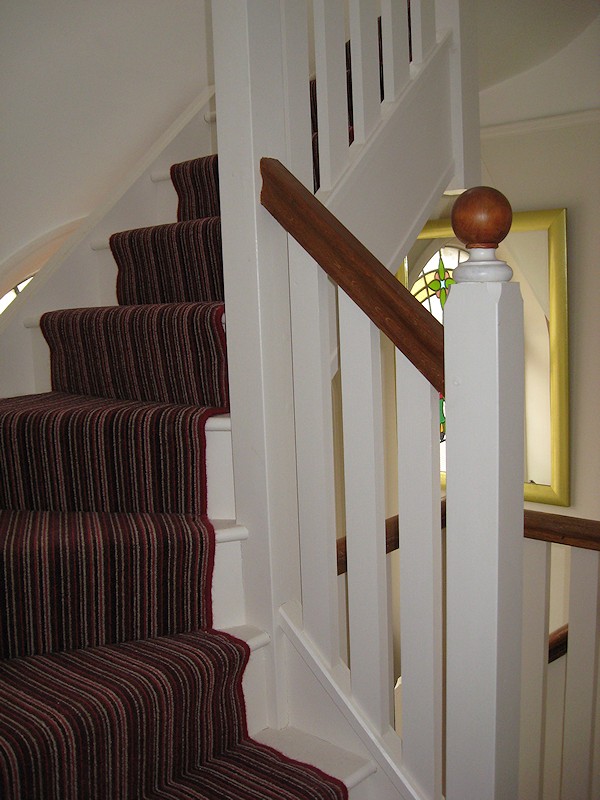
[
  {"x1": 110, "y1": 217, "x2": 223, "y2": 305},
  {"x1": 213, "y1": 519, "x2": 248, "y2": 542},
  {"x1": 0, "y1": 631, "x2": 346, "y2": 800},
  {"x1": 40, "y1": 301, "x2": 228, "y2": 407},
  {"x1": 0, "y1": 391, "x2": 221, "y2": 514},
  {"x1": 254, "y1": 726, "x2": 376, "y2": 789},
  {"x1": 0, "y1": 629, "x2": 250, "y2": 799},
  {"x1": 170, "y1": 155, "x2": 220, "y2": 221},
  {"x1": 0, "y1": 509, "x2": 215, "y2": 658},
  {"x1": 220, "y1": 625, "x2": 270, "y2": 652}
]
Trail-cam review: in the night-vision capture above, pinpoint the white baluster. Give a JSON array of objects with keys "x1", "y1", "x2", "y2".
[
  {"x1": 561, "y1": 548, "x2": 600, "y2": 799},
  {"x1": 289, "y1": 243, "x2": 341, "y2": 668},
  {"x1": 348, "y1": 0, "x2": 380, "y2": 143},
  {"x1": 280, "y1": 1, "x2": 342, "y2": 669},
  {"x1": 409, "y1": 0, "x2": 436, "y2": 64},
  {"x1": 433, "y1": 0, "x2": 482, "y2": 189},
  {"x1": 312, "y1": 0, "x2": 349, "y2": 190},
  {"x1": 380, "y1": 0, "x2": 411, "y2": 102},
  {"x1": 445, "y1": 187, "x2": 524, "y2": 800},
  {"x1": 339, "y1": 294, "x2": 392, "y2": 734},
  {"x1": 396, "y1": 353, "x2": 443, "y2": 799},
  {"x1": 519, "y1": 539, "x2": 551, "y2": 799},
  {"x1": 280, "y1": 0, "x2": 313, "y2": 185}
]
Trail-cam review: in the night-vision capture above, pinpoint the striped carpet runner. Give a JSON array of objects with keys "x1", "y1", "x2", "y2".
[{"x1": 0, "y1": 155, "x2": 347, "y2": 799}]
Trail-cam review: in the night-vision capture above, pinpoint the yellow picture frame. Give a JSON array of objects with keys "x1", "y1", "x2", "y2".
[{"x1": 413, "y1": 208, "x2": 569, "y2": 506}]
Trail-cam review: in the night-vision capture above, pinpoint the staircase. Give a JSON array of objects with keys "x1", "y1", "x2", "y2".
[
  {"x1": 0, "y1": 156, "x2": 355, "y2": 798},
  {"x1": 10, "y1": 3, "x2": 585, "y2": 799}
]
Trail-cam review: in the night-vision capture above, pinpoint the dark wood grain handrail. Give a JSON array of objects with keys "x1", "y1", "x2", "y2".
[
  {"x1": 548, "y1": 624, "x2": 569, "y2": 664},
  {"x1": 337, "y1": 506, "x2": 596, "y2": 665},
  {"x1": 336, "y1": 503, "x2": 600, "y2": 574},
  {"x1": 523, "y1": 510, "x2": 600, "y2": 551},
  {"x1": 260, "y1": 157, "x2": 445, "y2": 394}
]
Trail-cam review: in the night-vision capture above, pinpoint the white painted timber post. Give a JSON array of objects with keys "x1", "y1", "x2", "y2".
[
  {"x1": 444, "y1": 187, "x2": 525, "y2": 800},
  {"x1": 211, "y1": 1, "x2": 302, "y2": 727}
]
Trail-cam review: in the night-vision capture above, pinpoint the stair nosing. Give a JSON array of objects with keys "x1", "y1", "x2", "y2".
[
  {"x1": 219, "y1": 625, "x2": 270, "y2": 652},
  {"x1": 253, "y1": 726, "x2": 376, "y2": 789},
  {"x1": 213, "y1": 521, "x2": 249, "y2": 543}
]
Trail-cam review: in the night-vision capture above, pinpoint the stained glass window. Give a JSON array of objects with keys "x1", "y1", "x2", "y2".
[{"x1": 409, "y1": 246, "x2": 468, "y2": 446}]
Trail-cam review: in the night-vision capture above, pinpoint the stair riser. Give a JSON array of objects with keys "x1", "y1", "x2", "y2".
[
  {"x1": 213, "y1": 538, "x2": 245, "y2": 630},
  {"x1": 242, "y1": 645, "x2": 270, "y2": 736},
  {"x1": 206, "y1": 424, "x2": 235, "y2": 519}
]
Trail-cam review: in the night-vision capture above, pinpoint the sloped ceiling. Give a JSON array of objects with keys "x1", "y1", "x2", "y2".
[{"x1": 477, "y1": 0, "x2": 600, "y2": 88}]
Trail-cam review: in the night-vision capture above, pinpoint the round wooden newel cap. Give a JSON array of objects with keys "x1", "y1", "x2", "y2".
[{"x1": 451, "y1": 186, "x2": 512, "y2": 249}]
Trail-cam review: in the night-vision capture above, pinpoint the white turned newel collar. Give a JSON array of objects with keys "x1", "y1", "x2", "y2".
[{"x1": 453, "y1": 247, "x2": 513, "y2": 283}]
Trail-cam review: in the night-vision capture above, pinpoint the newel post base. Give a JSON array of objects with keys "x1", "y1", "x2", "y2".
[{"x1": 444, "y1": 187, "x2": 525, "y2": 799}]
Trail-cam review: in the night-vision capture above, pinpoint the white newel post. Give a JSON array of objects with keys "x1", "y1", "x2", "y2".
[
  {"x1": 212, "y1": 1, "x2": 304, "y2": 727},
  {"x1": 444, "y1": 188, "x2": 525, "y2": 800}
]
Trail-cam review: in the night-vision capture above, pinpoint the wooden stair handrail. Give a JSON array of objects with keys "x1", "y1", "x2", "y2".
[
  {"x1": 336, "y1": 503, "x2": 600, "y2": 575},
  {"x1": 260, "y1": 157, "x2": 445, "y2": 394},
  {"x1": 336, "y1": 506, "x2": 597, "y2": 665},
  {"x1": 548, "y1": 624, "x2": 569, "y2": 664},
  {"x1": 522, "y1": 509, "x2": 600, "y2": 551}
]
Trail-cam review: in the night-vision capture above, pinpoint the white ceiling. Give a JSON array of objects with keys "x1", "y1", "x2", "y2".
[{"x1": 476, "y1": 0, "x2": 600, "y2": 88}]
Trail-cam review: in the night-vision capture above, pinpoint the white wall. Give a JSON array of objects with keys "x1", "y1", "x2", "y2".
[
  {"x1": 479, "y1": 15, "x2": 600, "y2": 520},
  {"x1": 0, "y1": 0, "x2": 210, "y2": 285}
]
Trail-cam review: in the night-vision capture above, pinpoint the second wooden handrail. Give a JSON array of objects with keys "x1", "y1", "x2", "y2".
[
  {"x1": 337, "y1": 503, "x2": 600, "y2": 575},
  {"x1": 260, "y1": 157, "x2": 445, "y2": 394}
]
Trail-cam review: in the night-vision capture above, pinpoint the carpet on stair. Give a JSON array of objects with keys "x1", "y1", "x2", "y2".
[
  {"x1": 41, "y1": 301, "x2": 228, "y2": 407},
  {"x1": 111, "y1": 218, "x2": 224, "y2": 306},
  {"x1": 170, "y1": 155, "x2": 221, "y2": 221},
  {"x1": 0, "y1": 151, "x2": 348, "y2": 799},
  {"x1": 0, "y1": 629, "x2": 346, "y2": 800},
  {"x1": 0, "y1": 392, "x2": 222, "y2": 514},
  {"x1": 0, "y1": 509, "x2": 215, "y2": 658}
]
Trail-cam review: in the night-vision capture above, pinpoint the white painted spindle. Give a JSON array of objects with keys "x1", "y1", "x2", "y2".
[
  {"x1": 281, "y1": 0, "x2": 342, "y2": 670},
  {"x1": 409, "y1": 0, "x2": 437, "y2": 64},
  {"x1": 312, "y1": 0, "x2": 349, "y2": 190},
  {"x1": 348, "y1": 0, "x2": 380, "y2": 142},
  {"x1": 289, "y1": 243, "x2": 341, "y2": 668},
  {"x1": 561, "y1": 548, "x2": 600, "y2": 799},
  {"x1": 380, "y1": 0, "x2": 411, "y2": 102},
  {"x1": 445, "y1": 187, "x2": 524, "y2": 800},
  {"x1": 395, "y1": 354, "x2": 443, "y2": 799},
  {"x1": 339, "y1": 294, "x2": 392, "y2": 735},
  {"x1": 519, "y1": 538, "x2": 551, "y2": 800}
]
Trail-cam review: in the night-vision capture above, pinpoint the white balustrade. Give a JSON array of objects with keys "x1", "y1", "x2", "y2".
[{"x1": 212, "y1": 3, "x2": 520, "y2": 797}]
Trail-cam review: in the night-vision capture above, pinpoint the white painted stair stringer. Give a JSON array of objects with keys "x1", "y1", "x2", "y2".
[
  {"x1": 280, "y1": 600, "x2": 424, "y2": 800},
  {"x1": 223, "y1": 627, "x2": 379, "y2": 797}
]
